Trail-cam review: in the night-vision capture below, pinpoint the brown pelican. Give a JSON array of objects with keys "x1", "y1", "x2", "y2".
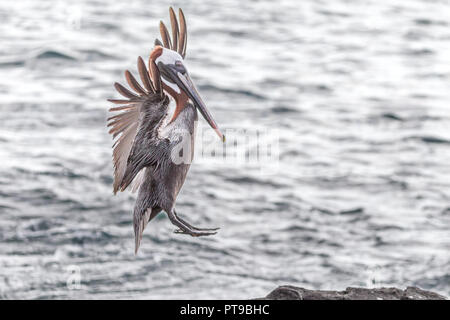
[{"x1": 107, "y1": 7, "x2": 225, "y2": 253}]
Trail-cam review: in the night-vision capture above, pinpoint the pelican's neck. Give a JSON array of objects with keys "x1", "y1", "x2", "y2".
[
  {"x1": 158, "y1": 99, "x2": 196, "y2": 142},
  {"x1": 163, "y1": 83, "x2": 189, "y2": 123}
]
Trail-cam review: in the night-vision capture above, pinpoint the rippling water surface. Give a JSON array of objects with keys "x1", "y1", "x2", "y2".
[{"x1": 0, "y1": 0, "x2": 449, "y2": 299}]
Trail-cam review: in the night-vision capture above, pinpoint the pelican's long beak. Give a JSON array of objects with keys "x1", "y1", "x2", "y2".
[{"x1": 158, "y1": 62, "x2": 225, "y2": 142}]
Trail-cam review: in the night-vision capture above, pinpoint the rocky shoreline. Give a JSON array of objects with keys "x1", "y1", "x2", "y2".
[{"x1": 258, "y1": 285, "x2": 447, "y2": 300}]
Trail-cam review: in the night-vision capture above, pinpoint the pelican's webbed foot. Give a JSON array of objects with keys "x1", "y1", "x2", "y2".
[
  {"x1": 168, "y1": 209, "x2": 219, "y2": 237},
  {"x1": 174, "y1": 210, "x2": 220, "y2": 231}
]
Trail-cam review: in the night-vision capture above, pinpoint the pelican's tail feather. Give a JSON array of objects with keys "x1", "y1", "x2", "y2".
[{"x1": 134, "y1": 207, "x2": 161, "y2": 254}]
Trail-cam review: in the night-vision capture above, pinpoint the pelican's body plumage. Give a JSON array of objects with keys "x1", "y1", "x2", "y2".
[{"x1": 107, "y1": 8, "x2": 224, "y2": 253}]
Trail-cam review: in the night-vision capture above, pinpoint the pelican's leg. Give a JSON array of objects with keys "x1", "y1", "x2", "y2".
[
  {"x1": 173, "y1": 209, "x2": 220, "y2": 232},
  {"x1": 167, "y1": 209, "x2": 217, "y2": 237}
]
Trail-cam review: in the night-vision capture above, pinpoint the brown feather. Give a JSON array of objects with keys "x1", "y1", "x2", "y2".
[
  {"x1": 107, "y1": 99, "x2": 134, "y2": 104},
  {"x1": 112, "y1": 122, "x2": 139, "y2": 193},
  {"x1": 159, "y1": 21, "x2": 172, "y2": 50},
  {"x1": 114, "y1": 82, "x2": 139, "y2": 99},
  {"x1": 169, "y1": 7, "x2": 179, "y2": 52},
  {"x1": 107, "y1": 110, "x2": 137, "y2": 124},
  {"x1": 109, "y1": 105, "x2": 137, "y2": 112},
  {"x1": 137, "y1": 56, "x2": 155, "y2": 93},
  {"x1": 107, "y1": 113, "x2": 127, "y2": 122},
  {"x1": 178, "y1": 8, "x2": 187, "y2": 58},
  {"x1": 125, "y1": 70, "x2": 147, "y2": 96},
  {"x1": 108, "y1": 110, "x2": 137, "y2": 132},
  {"x1": 109, "y1": 123, "x2": 131, "y2": 137},
  {"x1": 149, "y1": 60, "x2": 163, "y2": 98},
  {"x1": 108, "y1": 120, "x2": 130, "y2": 135}
]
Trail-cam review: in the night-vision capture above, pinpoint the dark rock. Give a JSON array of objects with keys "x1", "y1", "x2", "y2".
[{"x1": 259, "y1": 285, "x2": 447, "y2": 300}]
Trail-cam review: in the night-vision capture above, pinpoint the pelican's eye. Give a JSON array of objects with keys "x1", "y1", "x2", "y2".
[{"x1": 174, "y1": 60, "x2": 186, "y2": 75}]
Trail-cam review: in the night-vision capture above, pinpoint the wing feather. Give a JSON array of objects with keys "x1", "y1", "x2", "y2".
[
  {"x1": 169, "y1": 7, "x2": 179, "y2": 52},
  {"x1": 112, "y1": 121, "x2": 139, "y2": 193},
  {"x1": 137, "y1": 57, "x2": 155, "y2": 93},
  {"x1": 107, "y1": 99, "x2": 137, "y2": 105},
  {"x1": 114, "y1": 82, "x2": 140, "y2": 99},
  {"x1": 178, "y1": 8, "x2": 187, "y2": 58},
  {"x1": 159, "y1": 21, "x2": 172, "y2": 50},
  {"x1": 155, "y1": 7, "x2": 188, "y2": 58},
  {"x1": 107, "y1": 109, "x2": 138, "y2": 136},
  {"x1": 107, "y1": 57, "x2": 167, "y2": 194},
  {"x1": 149, "y1": 60, "x2": 163, "y2": 98},
  {"x1": 125, "y1": 70, "x2": 147, "y2": 96},
  {"x1": 129, "y1": 168, "x2": 146, "y2": 193}
]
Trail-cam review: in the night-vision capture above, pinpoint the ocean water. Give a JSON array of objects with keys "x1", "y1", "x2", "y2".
[{"x1": 0, "y1": 0, "x2": 449, "y2": 299}]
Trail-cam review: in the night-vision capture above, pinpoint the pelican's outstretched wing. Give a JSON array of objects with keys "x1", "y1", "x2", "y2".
[
  {"x1": 107, "y1": 56, "x2": 168, "y2": 194},
  {"x1": 158, "y1": 7, "x2": 187, "y2": 58}
]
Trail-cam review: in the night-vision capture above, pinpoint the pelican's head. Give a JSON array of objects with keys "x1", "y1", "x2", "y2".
[{"x1": 150, "y1": 46, "x2": 225, "y2": 142}]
